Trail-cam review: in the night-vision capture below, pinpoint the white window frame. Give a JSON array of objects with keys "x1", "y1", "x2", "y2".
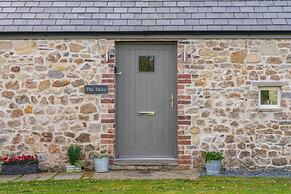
[{"x1": 258, "y1": 86, "x2": 281, "y2": 111}]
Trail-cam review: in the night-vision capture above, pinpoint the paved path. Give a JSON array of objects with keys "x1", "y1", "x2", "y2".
[{"x1": 0, "y1": 170, "x2": 199, "y2": 183}]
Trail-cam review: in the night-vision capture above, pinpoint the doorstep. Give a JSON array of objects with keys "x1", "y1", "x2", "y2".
[{"x1": 114, "y1": 158, "x2": 178, "y2": 166}]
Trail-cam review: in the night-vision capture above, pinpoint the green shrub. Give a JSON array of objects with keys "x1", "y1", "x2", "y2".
[
  {"x1": 93, "y1": 153, "x2": 109, "y2": 159},
  {"x1": 202, "y1": 151, "x2": 224, "y2": 162},
  {"x1": 67, "y1": 145, "x2": 81, "y2": 166}
]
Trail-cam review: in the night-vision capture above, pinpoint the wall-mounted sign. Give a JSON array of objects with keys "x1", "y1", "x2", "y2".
[{"x1": 85, "y1": 85, "x2": 108, "y2": 94}]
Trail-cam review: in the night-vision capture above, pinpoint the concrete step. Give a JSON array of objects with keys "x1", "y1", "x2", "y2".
[{"x1": 112, "y1": 158, "x2": 178, "y2": 171}]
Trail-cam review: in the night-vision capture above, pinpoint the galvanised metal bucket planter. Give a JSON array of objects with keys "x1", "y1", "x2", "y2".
[
  {"x1": 93, "y1": 157, "x2": 109, "y2": 173},
  {"x1": 1, "y1": 163, "x2": 38, "y2": 175},
  {"x1": 206, "y1": 160, "x2": 222, "y2": 175}
]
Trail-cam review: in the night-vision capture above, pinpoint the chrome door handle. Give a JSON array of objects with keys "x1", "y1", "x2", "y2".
[
  {"x1": 114, "y1": 67, "x2": 122, "y2": 75},
  {"x1": 138, "y1": 111, "x2": 155, "y2": 116},
  {"x1": 166, "y1": 93, "x2": 176, "y2": 108}
]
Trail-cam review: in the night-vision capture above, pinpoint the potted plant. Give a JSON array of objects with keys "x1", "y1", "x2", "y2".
[
  {"x1": 66, "y1": 145, "x2": 82, "y2": 172},
  {"x1": 0, "y1": 154, "x2": 38, "y2": 175},
  {"x1": 93, "y1": 153, "x2": 109, "y2": 173},
  {"x1": 202, "y1": 151, "x2": 224, "y2": 175}
]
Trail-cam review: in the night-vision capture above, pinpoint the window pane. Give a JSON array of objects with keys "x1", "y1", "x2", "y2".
[
  {"x1": 139, "y1": 56, "x2": 154, "y2": 72},
  {"x1": 261, "y1": 89, "x2": 278, "y2": 105}
]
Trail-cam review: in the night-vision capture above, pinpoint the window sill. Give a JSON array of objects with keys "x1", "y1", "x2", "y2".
[{"x1": 258, "y1": 107, "x2": 281, "y2": 112}]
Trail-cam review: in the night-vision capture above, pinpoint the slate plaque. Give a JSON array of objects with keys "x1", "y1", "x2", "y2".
[
  {"x1": 282, "y1": 92, "x2": 291, "y2": 99},
  {"x1": 279, "y1": 120, "x2": 291, "y2": 125},
  {"x1": 85, "y1": 85, "x2": 108, "y2": 94}
]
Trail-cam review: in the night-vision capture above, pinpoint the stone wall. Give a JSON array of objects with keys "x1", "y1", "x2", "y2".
[
  {"x1": 0, "y1": 39, "x2": 115, "y2": 170},
  {"x1": 177, "y1": 39, "x2": 290, "y2": 170},
  {"x1": 0, "y1": 38, "x2": 290, "y2": 171}
]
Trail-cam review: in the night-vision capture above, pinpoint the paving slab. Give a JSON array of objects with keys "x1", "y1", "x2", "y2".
[
  {"x1": 37, "y1": 172, "x2": 58, "y2": 181},
  {"x1": 14, "y1": 172, "x2": 57, "y2": 182},
  {"x1": 0, "y1": 175, "x2": 20, "y2": 183},
  {"x1": 0, "y1": 170, "x2": 199, "y2": 182},
  {"x1": 92, "y1": 170, "x2": 199, "y2": 180},
  {"x1": 151, "y1": 170, "x2": 200, "y2": 180},
  {"x1": 53, "y1": 172, "x2": 84, "y2": 180},
  {"x1": 16, "y1": 173, "x2": 41, "y2": 181}
]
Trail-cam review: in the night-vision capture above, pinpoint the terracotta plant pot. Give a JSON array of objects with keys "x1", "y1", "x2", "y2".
[{"x1": 1, "y1": 164, "x2": 38, "y2": 175}]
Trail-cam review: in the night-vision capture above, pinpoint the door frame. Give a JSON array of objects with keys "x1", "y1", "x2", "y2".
[{"x1": 115, "y1": 41, "x2": 178, "y2": 160}]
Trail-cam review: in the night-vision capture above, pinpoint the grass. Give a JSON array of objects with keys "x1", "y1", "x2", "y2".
[{"x1": 0, "y1": 176, "x2": 290, "y2": 194}]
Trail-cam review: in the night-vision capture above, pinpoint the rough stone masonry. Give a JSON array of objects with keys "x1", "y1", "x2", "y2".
[
  {"x1": 0, "y1": 39, "x2": 115, "y2": 170},
  {"x1": 0, "y1": 38, "x2": 290, "y2": 171}
]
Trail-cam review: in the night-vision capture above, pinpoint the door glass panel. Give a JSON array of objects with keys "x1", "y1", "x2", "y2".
[{"x1": 139, "y1": 56, "x2": 154, "y2": 72}]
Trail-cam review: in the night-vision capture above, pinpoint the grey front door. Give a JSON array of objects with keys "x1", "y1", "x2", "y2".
[{"x1": 116, "y1": 42, "x2": 177, "y2": 158}]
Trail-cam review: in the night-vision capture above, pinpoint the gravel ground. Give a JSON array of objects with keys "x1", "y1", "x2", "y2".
[
  {"x1": 222, "y1": 169, "x2": 291, "y2": 178},
  {"x1": 201, "y1": 169, "x2": 291, "y2": 178}
]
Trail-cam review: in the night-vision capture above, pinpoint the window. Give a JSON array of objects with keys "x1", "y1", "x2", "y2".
[
  {"x1": 258, "y1": 87, "x2": 281, "y2": 110},
  {"x1": 139, "y1": 56, "x2": 154, "y2": 72}
]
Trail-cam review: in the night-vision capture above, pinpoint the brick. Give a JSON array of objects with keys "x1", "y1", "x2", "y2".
[
  {"x1": 179, "y1": 155, "x2": 192, "y2": 159},
  {"x1": 178, "y1": 136, "x2": 191, "y2": 140},
  {"x1": 108, "y1": 109, "x2": 115, "y2": 113},
  {"x1": 101, "y1": 134, "x2": 115, "y2": 139},
  {"x1": 177, "y1": 140, "x2": 191, "y2": 145},
  {"x1": 178, "y1": 74, "x2": 191, "y2": 79},
  {"x1": 102, "y1": 74, "x2": 115, "y2": 78},
  {"x1": 101, "y1": 79, "x2": 114, "y2": 83},
  {"x1": 178, "y1": 116, "x2": 191, "y2": 120},
  {"x1": 101, "y1": 99, "x2": 114, "y2": 103},
  {"x1": 178, "y1": 121, "x2": 191, "y2": 125},
  {"x1": 101, "y1": 119, "x2": 115, "y2": 124},
  {"x1": 178, "y1": 95, "x2": 191, "y2": 100},
  {"x1": 178, "y1": 80, "x2": 191, "y2": 84},
  {"x1": 101, "y1": 139, "x2": 115, "y2": 144},
  {"x1": 178, "y1": 100, "x2": 191, "y2": 105}
]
